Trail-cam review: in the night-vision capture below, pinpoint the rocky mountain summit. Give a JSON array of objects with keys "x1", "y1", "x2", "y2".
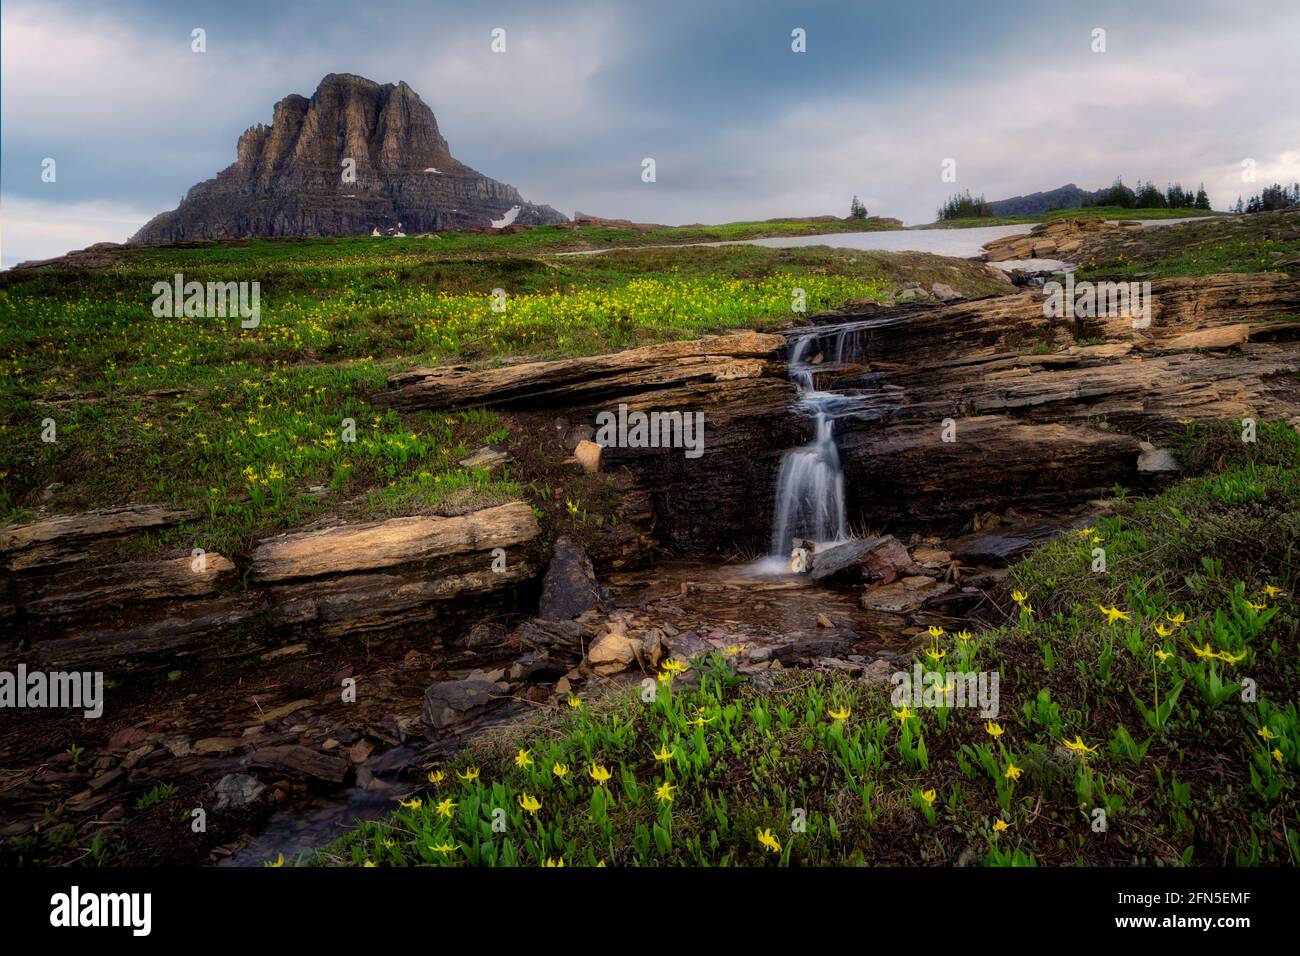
[{"x1": 131, "y1": 73, "x2": 566, "y2": 243}]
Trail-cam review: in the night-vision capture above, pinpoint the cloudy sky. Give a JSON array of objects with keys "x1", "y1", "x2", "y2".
[{"x1": 3, "y1": 0, "x2": 1298, "y2": 266}]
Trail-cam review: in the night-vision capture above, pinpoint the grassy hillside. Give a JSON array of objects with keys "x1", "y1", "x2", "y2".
[
  {"x1": 1076, "y1": 208, "x2": 1300, "y2": 279},
  {"x1": 312, "y1": 424, "x2": 1300, "y2": 867},
  {"x1": 0, "y1": 230, "x2": 1008, "y2": 551}
]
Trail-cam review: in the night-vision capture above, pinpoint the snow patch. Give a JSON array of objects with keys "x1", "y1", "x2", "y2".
[{"x1": 490, "y1": 205, "x2": 522, "y2": 229}]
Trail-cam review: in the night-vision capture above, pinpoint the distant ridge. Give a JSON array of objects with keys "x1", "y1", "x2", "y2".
[{"x1": 987, "y1": 184, "x2": 1095, "y2": 217}]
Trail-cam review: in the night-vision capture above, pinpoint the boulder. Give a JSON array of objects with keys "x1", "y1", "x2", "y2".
[
  {"x1": 808, "y1": 537, "x2": 891, "y2": 581},
  {"x1": 538, "y1": 538, "x2": 602, "y2": 620},
  {"x1": 859, "y1": 535, "x2": 912, "y2": 583}
]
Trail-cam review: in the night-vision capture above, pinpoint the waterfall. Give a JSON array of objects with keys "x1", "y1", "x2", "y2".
[
  {"x1": 769, "y1": 404, "x2": 847, "y2": 554},
  {"x1": 768, "y1": 320, "x2": 882, "y2": 559}
]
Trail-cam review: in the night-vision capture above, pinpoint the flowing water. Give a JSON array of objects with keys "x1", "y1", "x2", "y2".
[{"x1": 764, "y1": 317, "x2": 901, "y2": 568}]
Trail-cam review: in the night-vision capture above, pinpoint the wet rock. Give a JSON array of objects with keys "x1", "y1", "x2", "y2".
[
  {"x1": 808, "y1": 537, "x2": 890, "y2": 581},
  {"x1": 420, "y1": 677, "x2": 507, "y2": 732},
  {"x1": 249, "y1": 745, "x2": 349, "y2": 782},
  {"x1": 861, "y1": 579, "x2": 954, "y2": 614},
  {"x1": 910, "y1": 548, "x2": 951, "y2": 568},
  {"x1": 538, "y1": 537, "x2": 602, "y2": 620},
  {"x1": 214, "y1": 773, "x2": 267, "y2": 811},
  {"x1": 950, "y1": 519, "x2": 1072, "y2": 567},
  {"x1": 514, "y1": 617, "x2": 593, "y2": 657},
  {"x1": 771, "y1": 636, "x2": 855, "y2": 665}
]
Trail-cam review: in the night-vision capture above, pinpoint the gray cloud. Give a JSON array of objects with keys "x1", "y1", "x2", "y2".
[{"x1": 2, "y1": 0, "x2": 1298, "y2": 266}]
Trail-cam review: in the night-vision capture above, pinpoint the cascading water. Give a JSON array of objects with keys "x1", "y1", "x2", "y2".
[{"x1": 766, "y1": 320, "x2": 879, "y2": 562}]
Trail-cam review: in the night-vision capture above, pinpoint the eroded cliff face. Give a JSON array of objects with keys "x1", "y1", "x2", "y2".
[{"x1": 131, "y1": 73, "x2": 566, "y2": 242}]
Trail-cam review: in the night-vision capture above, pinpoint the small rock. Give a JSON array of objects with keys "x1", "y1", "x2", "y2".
[
  {"x1": 214, "y1": 773, "x2": 267, "y2": 811},
  {"x1": 861, "y1": 579, "x2": 954, "y2": 613},
  {"x1": 459, "y1": 446, "x2": 513, "y2": 471},
  {"x1": 249, "y1": 745, "x2": 350, "y2": 783},
  {"x1": 931, "y1": 282, "x2": 962, "y2": 301},
  {"x1": 1137, "y1": 442, "x2": 1181, "y2": 474},
  {"x1": 564, "y1": 424, "x2": 595, "y2": 452},
  {"x1": 816, "y1": 612, "x2": 834, "y2": 629},
  {"x1": 587, "y1": 632, "x2": 638, "y2": 675},
  {"x1": 860, "y1": 535, "x2": 912, "y2": 583},
  {"x1": 862, "y1": 659, "x2": 896, "y2": 684},
  {"x1": 574, "y1": 439, "x2": 602, "y2": 474},
  {"x1": 107, "y1": 727, "x2": 148, "y2": 751},
  {"x1": 195, "y1": 737, "x2": 242, "y2": 755},
  {"x1": 420, "y1": 678, "x2": 507, "y2": 732}
]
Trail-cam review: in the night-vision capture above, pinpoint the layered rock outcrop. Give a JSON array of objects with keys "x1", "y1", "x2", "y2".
[
  {"x1": 378, "y1": 271, "x2": 1300, "y2": 549},
  {"x1": 981, "y1": 216, "x2": 1142, "y2": 261},
  {"x1": 1, "y1": 502, "x2": 541, "y2": 670},
  {"x1": 131, "y1": 73, "x2": 566, "y2": 243}
]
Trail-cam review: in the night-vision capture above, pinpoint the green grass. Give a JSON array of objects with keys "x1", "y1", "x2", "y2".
[
  {"x1": 307, "y1": 423, "x2": 1299, "y2": 867},
  {"x1": 1075, "y1": 209, "x2": 1300, "y2": 279},
  {"x1": 84, "y1": 217, "x2": 899, "y2": 267},
  {"x1": 1, "y1": 226, "x2": 1026, "y2": 539}
]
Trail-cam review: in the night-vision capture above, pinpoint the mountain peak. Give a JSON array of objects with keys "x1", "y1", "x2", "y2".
[{"x1": 132, "y1": 74, "x2": 565, "y2": 243}]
